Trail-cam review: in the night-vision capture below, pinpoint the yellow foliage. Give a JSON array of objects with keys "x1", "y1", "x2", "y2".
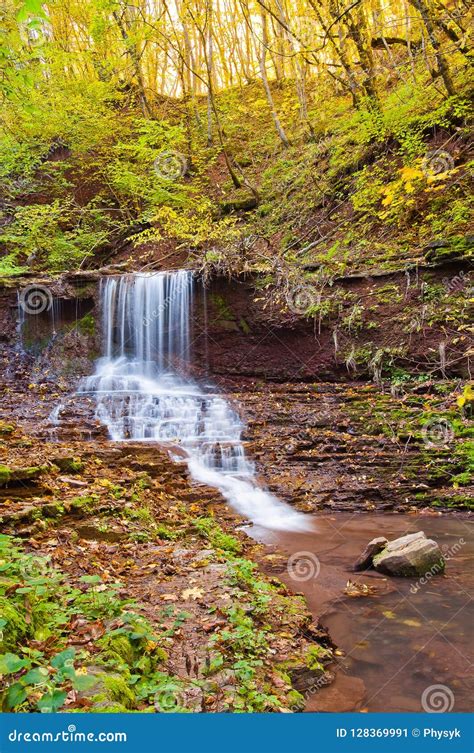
[
  {"x1": 457, "y1": 384, "x2": 474, "y2": 410},
  {"x1": 399, "y1": 166, "x2": 424, "y2": 182}
]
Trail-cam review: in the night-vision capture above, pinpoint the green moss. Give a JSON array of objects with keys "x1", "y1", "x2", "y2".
[
  {"x1": 287, "y1": 689, "x2": 305, "y2": 710},
  {"x1": 194, "y1": 517, "x2": 242, "y2": 554},
  {"x1": 69, "y1": 495, "x2": 98, "y2": 512},
  {"x1": 155, "y1": 524, "x2": 178, "y2": 541},
  {"x1": 0, "y1": 596, "x2": 28, "y2": 651},
  {"x1": 89, "y1": 701, "x2": 132, "y2": 713},
  {"x1": 209, "y1": 294, "x2": 235, "y2": 323},
  {"x1": 98, "y1": 634, "x2": 136, "y2": 666},
  {"x1": 53, "y1": 457, "x2": 85, "y2": 474},
  {"x1": 0, "y1": 465, "x2": 47, "y2": 487},
  {"x1": 101, "y1": 675, "x2": 136, "y2": 709},
  {"x1": 305, "y1": 645, "x2": 331, "y2": 671},
  {"x1": 0, "y1": 423, "x2": 14, "y2": 436},
  {"x1": 76, "y1": 313, "x2": 96, "y2": 336}
]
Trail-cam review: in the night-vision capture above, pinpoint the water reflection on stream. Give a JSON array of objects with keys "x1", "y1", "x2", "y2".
[{"x1": 252, "y1": 513, "x2": 473, "y2": 713}]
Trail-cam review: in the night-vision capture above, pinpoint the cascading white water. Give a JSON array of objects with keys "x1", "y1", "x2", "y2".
[{"x1": 79, "y1": 272, "x2": 310, "y2": 531}]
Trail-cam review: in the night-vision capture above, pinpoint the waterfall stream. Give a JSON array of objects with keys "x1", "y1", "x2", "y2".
[{"x1": 79, "y1": 272, "x2": 310, "y2": 532}]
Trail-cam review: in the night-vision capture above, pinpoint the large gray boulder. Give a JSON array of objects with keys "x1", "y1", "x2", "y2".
[{"x1": 372, "y1": 531, "x2": 445, "y2": 577}]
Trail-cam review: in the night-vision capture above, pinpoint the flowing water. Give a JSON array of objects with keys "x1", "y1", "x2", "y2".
[{"x1": 78, "y1": 271, "x2": 309, "y2": 532}]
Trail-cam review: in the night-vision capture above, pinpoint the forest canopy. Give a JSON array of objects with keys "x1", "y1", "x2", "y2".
[{"x1": 0, "y1": 0, "x2": 472, "y2": 275}]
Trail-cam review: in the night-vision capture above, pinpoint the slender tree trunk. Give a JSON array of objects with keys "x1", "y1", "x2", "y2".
[
  {"x1": 407, "y1": 0, "x2": 456, "y2": 95},
  {"x1": 112, "y1": 7, "x2": 151, "y2": 117},
  {"x1": 258, "y1": 10, "x2": 290, "y2": 147}
]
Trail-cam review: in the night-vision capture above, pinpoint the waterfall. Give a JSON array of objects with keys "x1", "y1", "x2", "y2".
[{"x1": 79, "y1": 272, "x2": 310, "y2": 532}]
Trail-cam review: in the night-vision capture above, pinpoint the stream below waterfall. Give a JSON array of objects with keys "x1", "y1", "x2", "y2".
[{"x1": 253, "y1": 514, "x2": 473, "y2": 712}]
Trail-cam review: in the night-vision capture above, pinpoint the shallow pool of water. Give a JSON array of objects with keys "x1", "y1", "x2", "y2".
[{"x1": 252, "y1": 513, "x2": 473, "y2": 712}]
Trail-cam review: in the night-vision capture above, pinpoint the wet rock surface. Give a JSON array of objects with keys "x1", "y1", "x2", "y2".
[
  {"x1": 353, "y1": 537, "x2": 388, "y2": 571},
  {"x1": 221, "y1": 380, "x2": 472, "y2": 516},
  {"x1": 372, "y1": 531, "x2": 445, "y2": 577}
]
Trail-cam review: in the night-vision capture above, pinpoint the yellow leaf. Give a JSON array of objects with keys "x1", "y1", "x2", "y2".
[
  {"x1": 400, "y1": 166, "x2": 423, "y2": 182},
  {"x1": 181, "y1": 587, "x2": 204, "y2": 600},
  {"x1": 382, "y1": 610, "x2": 396, "y2": 619}
]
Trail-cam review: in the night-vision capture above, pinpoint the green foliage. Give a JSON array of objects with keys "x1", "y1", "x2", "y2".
[
  {"x1": 1, "y1": 199, "x2": 114, "y2": 272},
  {"x1": 194, "y1": 517, "x2": 242, "y2": 554},
  {"x1": 0, "y1": 534, "x2": 172, "y2": 712}
]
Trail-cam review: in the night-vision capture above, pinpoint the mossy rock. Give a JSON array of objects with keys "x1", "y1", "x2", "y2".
[
  {"x1": 100, "y1": 675, "x2": 136, "y2": 709},
  {"x1": 52, "y1": 456, "x2": 85, "y2": 474},
  {"x1": 88, "y1": 701, "x2": 132, "y2": 713},
  {"x1": 287, "y1": 689, "x2": 305, "y2": 711},
  {"x1": 424, "y1": 235, "x2": 473, "y2": 263},
  {"x1": 0, "y1": 597, "x2": 29, "y2": 651},
  {"x1": 97, "y1": 634, "x2": 136, "y2": 667},
  {"x1": 220, "y1": 193, "x2": 259, "y2": 214},
  {"x1": 0, "y1": 422, "x2": 15, "y2": 437},
  {"x1": 40, "y1": 501, "x2": 65, "y2": 518},
  {"x1": 98, "y1": 631, "x2": 167, "y2": 675},
  {"x1": 0, "y1": 464, "x2": 48, "y2": 487},
  {"x1": 79, "y1": 668, "x2": 137, "y2": 710}
]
